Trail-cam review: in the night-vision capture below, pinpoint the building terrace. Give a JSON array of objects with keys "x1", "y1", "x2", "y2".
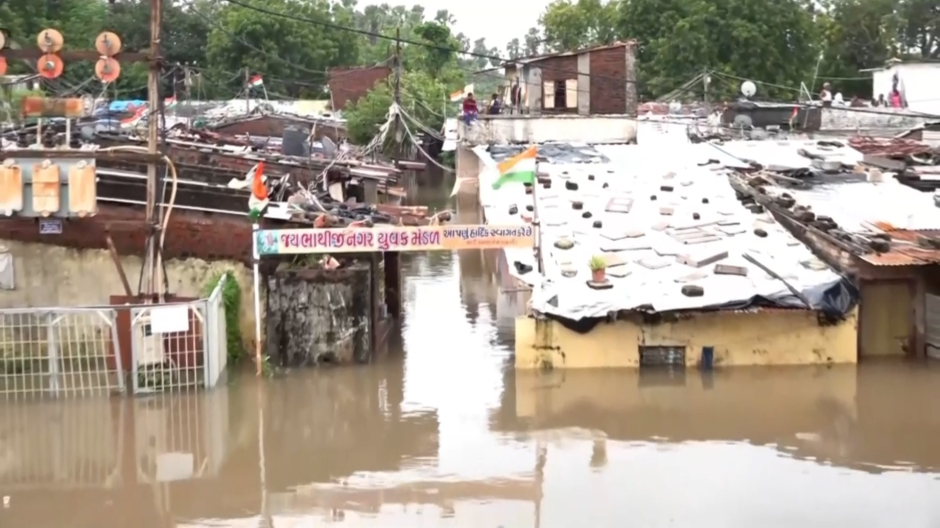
[
  {"x1": 473, "y1": 141, "x2": 859, "y2": 369},
  {"x1": 727, "y1": 138, "x2": 940, "y2": 359}
]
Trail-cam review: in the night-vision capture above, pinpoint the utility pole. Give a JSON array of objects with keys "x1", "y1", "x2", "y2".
[
  {"x1": 703, "y1": 68, "x2": 710, "y2": 114},
  {"x1": 245, "y1": 68, "x2": 250, "y2": 113},
  {"x1": 144, "y1": 0, "x2": 163, "y2": 300},
  {"x1": 393, "y1": 27, "x2": 402, "y2": 162}
]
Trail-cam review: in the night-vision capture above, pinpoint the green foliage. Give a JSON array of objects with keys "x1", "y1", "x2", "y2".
[
  {"x1": 589, "y1": 255, "x2": 607, "y2": 271},
  {"x1": 0, "y1": 87, "x2": 43, "y2": 124},
  {"x1": 202, "y1": 271, "x2": 246, "y2": 364},
  {"x1": 343, "y1": 70, "x2": 448, "y2": 146}
]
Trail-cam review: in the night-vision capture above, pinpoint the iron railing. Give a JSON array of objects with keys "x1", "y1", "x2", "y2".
[{"x1": 0, "y1": 307, "x2": 124, "y2": 399}]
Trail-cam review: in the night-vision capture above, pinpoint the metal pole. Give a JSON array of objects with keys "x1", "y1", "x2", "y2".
[
  {"x1": 703, "y1": 68, "x2": 710, "y2": 114},
  {"x1": 245, "y1": 68, "x2": 250, "y2": 113},
  {"x1": 252, "y1": 223, "x2": 263, "y2": 376},
  {"x1": 393, "y1": 27, "x2": 402, "y2": 161},
  {"x1": 144, "y1": 0, "x2": 163, "y2": 298},
  {"x1": 533, "y1": 158, "x2": 544, "y2": 276}
]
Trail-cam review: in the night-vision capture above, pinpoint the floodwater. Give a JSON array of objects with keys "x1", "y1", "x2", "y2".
[{"x1": 4, "y1": 174, "x2": 940, "y2": 527}]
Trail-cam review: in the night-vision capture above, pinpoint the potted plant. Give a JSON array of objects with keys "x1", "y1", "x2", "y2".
[{"x1": 589, "y1": 255, "x2": 607, "y2": 282}]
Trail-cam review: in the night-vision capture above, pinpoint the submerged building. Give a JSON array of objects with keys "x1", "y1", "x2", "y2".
[{"x1": 471, "y1": 139, "x2": 858, "y2": 369}]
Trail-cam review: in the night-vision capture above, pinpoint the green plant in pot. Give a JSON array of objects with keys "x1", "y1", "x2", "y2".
[{"x1": 589, "y1": 255, "x2": 607, "y2": 282}]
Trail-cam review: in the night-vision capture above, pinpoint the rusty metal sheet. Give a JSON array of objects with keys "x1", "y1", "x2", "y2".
[
  {"x1": 849, "y1": 136, "x2": 933, "y2": 158},
  {"x1": 858, "y1": 229, "x2": 940, "y2": 266},
  {"x1": 68, "y1": 161, "x2": 97, "y2": 217},
  {"x1": 31, "y1": 161, "x2": 61, "y2": 216},
  {"x1": 0, "y1": 163, "x2": 24, "y2": 215},
  {"x1": 21, "y1": 96, "x2": 88, "y2": 118}
]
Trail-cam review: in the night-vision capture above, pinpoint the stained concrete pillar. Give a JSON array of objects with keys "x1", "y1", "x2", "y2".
[
  {"x1": 625, "y1": 40, "x2": 638, "y2": 116},
  {"x1": 577, "y1": 53, "x2": 591, "y2": 116},
  {"x1": 526, "y1": 66, "x2": 543, "y2": 115}
]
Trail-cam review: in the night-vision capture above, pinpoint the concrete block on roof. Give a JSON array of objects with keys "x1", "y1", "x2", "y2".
[
  {"x1": 607, "y1": 267, "x2": 632, "y2": 278},
  {"x1": 660, "y1": 206, "x2": 675, "y2": 215},
  {"x1": 675, "y1": 270, "x2": 708, "y2": 283},
  {"x1": 601, "y1": 239, "x2": 652, "y2": 252},
  {"x1": 677, "y1": 249, "x2": 728, "y2": 268},
  {"x1": 718, "y1": 225, "x2": 747, "y2": 236},
  {"x1": 638, "y1": 257, "x2": 672, "y2": 270},
  {"x1": 714, "y1": 264, "x2": 748, "y2": 276}
]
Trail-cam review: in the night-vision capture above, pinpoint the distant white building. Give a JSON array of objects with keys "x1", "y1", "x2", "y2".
[{"x1": 869, "y1": 60, "x2": 940, "y2": 115}]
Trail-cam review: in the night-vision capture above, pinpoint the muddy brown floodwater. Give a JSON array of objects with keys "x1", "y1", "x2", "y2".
[{"x1": 3, "y1": 174, "x2": 940, "y2": 527}]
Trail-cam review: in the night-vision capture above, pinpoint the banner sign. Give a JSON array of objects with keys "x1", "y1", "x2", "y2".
[{"x1": 255, "y1": 225, "x2": 534, "y2": 255}]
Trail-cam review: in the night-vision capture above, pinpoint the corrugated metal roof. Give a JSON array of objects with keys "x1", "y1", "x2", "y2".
[
  {"x1": 782, "y1": 180, "x2": 940, "y2": 232},
  {"x1": 858, "y1": 230, "x2": 940, "y2": 266},
  {"x1": 848, "y1": 136, "x2": 932, "y2": 157},
  {"x1": 475, "y1": 142, "x2": 844, "y2": 318},
  {"x1": 510, "y1": 41, "x2": 636, "y2": 65}
]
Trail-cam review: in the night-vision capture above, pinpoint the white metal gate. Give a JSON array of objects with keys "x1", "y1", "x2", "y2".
[
  {"x1": 926, "y1": 294, "x2": 940, "y2": 359},
  {"x1": 0, "y1": 307, "x2": 125, "y2": 398},
  {"x1": 130, "y1": 301, "x2": 207, "y2": 394}
]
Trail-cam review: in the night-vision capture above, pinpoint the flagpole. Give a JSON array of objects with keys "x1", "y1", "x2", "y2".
[{"x1": 252, "y1": 223, "x2": 263, "y2": 376}]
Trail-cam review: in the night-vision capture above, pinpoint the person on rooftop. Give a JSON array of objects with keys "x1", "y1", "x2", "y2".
[
  {"x1": 462, "y1": 92, "x2": 478, "y2": 124},
  {"x1": 819, "y1": 82, "x2": 833, "y2": 107},
  {"x1": 487, "y1": 93, "x2": 502, "y2": 115}
]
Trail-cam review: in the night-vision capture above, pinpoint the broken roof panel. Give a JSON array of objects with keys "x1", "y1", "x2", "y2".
[{"x1": 475, "y1": 142, "x2": 846, "y2": 320}]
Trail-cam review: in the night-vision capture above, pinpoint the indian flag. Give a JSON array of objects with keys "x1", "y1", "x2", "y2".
[
  {"x1": 249, "y1": 75, "x2": 263, "y2": 87},
  {"x1": 449, "y1": 83, "x2": 474, "y2": 102},
  {"x1": 492, "y1": 146, "x2": 537, "y2": 190},
  {"x1": 164, "y1": 95, "x2": 177, "y2": 109}
]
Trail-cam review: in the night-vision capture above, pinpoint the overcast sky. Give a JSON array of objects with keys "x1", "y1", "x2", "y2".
[{"x1": 362, "y1": 0, "x2": 551, "y2": 52}]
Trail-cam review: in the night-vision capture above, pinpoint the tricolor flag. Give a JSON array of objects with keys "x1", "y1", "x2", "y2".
[
  {"x1": 164, "y1": 95, "x2": 177, "y2": 109},
  {"x1": 492, "y1": 146, "x2": 537, "y2": 190},
  {"x1": 449, "y1": 83, "x2": 474, "y2": 102},
  {"x1": 120, "y1": 105, "x2": 148, "y2": 129},
  {"x1": 228, "y1": 162, "x2": 270, "y2": 219},
  {"x1": 789, "y1": 106, "x2": 799, "y2": 128},
  {"x1": 249, "y1": 75, "x2": 264, "y2": 87}
]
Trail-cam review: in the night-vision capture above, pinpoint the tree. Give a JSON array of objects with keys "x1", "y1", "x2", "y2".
[
  {"x1": 343, "y1": 70, "x2": 447, "y2": 145},
  {"x1": 539, "y1": 0, "x2": 618, "y2": 52},
  {"x1": 618, "y1": 0, "x2": 819, "y2": 100},
  {"x1": 206, "y1": 0, "x2": 359, "y2": 97},
  {"x1": 524, "y1": 27, "x2": 542, "y2": 56},
  {"x1": 815, "y1": 0, "x2": 899, "y2": 96},
  {"x1": 506, "y1": 38, "x2": 523, "y2": 59}
]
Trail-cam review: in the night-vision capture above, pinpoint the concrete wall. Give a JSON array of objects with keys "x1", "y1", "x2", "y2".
[
  {"x1": 871, "y1": 63, "x2": 940, "y2": 115},
  {"x1": 820, "y1": 107, "x2": 926, "y2": 132},
  {"x1": 0, "y1": 239, "x2": 257, "y2": 349},
  {"x1": 515, "y1": 308, "x2": 859, "y2": 369},
  {"x1": 265, "y1": 265, "x2": 372, "y2": 366},
  {"x1": 458, "y1": 115, "x2": 638, "y2": 145}
]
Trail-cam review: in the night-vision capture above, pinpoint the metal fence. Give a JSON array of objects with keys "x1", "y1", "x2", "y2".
[
  {"x1": 130, "y1": 276, "x2": 229, "y2": 394},
  {"x1": 0, "y1": 307, "x2": 124, "y2": 399},
  {"x1": 0, "y1": 276, "x2": 229, "y2": 399}
]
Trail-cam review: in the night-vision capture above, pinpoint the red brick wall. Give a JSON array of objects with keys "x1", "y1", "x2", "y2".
[
  {"x1": 531, "y1": 47, "x2": 628, "y2": 115},
  {"x1": 0, "y1": 204, "x2": 254, "y2": 264},
  {"x1": 590, "y1": 47, "x2": 627, "y2": 115},
  {"x1": 328, "y1": 66, "x2": 392, "y2": 111}
]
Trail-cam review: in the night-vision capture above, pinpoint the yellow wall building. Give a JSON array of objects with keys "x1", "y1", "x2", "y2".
[{"x1": 515, "y1": 308, "x2": 859, "y2": 369}]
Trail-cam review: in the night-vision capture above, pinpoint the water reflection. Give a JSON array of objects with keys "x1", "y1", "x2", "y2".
[{"x1": 3, "y1": 172, "x2": 940, "y2": 526}]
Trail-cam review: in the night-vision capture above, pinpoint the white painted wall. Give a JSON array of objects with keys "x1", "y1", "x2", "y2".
[
  {"x1": 458, "y1": 115, "x2": 638, "y2": 145},
  {"x1": 872, "y1": 63, "x2": 940, "y2": 115}
]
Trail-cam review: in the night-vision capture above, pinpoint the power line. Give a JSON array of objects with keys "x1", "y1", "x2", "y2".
[{"x1": 216, "y1": 0, "x2": 643, "y2": 87}]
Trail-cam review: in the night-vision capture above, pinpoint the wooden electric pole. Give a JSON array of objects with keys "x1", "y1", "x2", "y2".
[
  {"x1": 144, "y1": 0, "x2": 163, "y2": 299},
  {"x1": 245, "y1": 67, "x2": 250, "y2": 113},
  {"x1": 393, "y1": 27, "x2": 402, "y2": 161}
]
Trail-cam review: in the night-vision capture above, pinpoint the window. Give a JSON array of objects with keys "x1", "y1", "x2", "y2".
[{"x1": 542, "y1": 79, "x2": 578, "y2": 110}]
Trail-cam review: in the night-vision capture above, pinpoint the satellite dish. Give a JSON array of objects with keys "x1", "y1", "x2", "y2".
[
  {"x1": 741, "y1": 81, "x2": 757, "y2": 98},
  {"x1": 668, "y1": 100, "x2": 682, "y2": 114}
]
